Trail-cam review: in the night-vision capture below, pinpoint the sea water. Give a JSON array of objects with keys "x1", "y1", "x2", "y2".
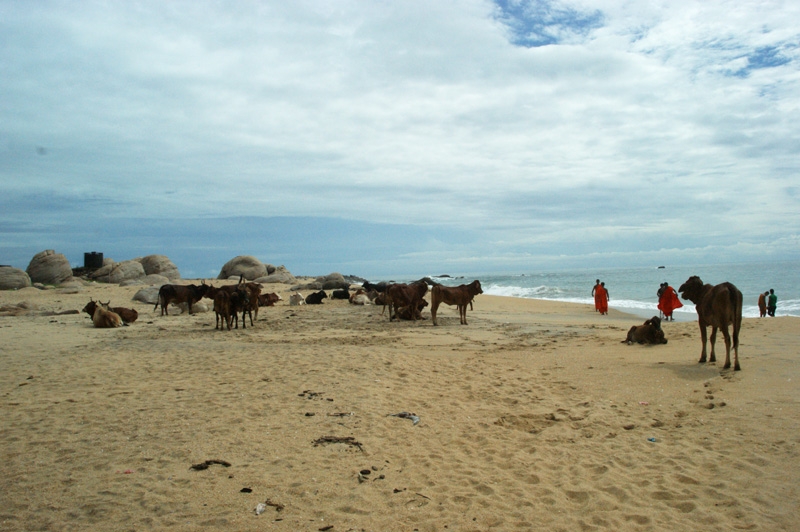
[{"x1": 415, "y1": 260, "x2": 799, "y2": 320}]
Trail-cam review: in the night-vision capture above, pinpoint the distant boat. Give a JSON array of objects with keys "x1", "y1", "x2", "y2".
[{"x1": 657, "y1": 266, "x2": 666, "y2": 269}]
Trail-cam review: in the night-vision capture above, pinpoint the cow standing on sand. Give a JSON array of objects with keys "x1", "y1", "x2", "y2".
[
  {"x1": 430, "y1": 280, "x2": 483, "y2": 326},
  {"x1": 678, "y1": 276, "x2": 743, "y2": 371},
  {"x1": 155, "y1": 282, "x2": 210, "y2": 316},
  {"x1": 384, "y1": 281, "x2": 428, "y2": 321}
]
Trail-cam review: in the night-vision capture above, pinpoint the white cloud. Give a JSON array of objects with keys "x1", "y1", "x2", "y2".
[{"x1": 0, "y1": 0, "x2": 798, "y2": 274}]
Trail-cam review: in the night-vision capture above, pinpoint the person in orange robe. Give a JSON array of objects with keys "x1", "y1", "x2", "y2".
[
  {"x1": 757, "y1": 291, "x2": 768, "y2": 318},
  {"x1": 657, "y1": 282, "x2": 683, "y2": 321},
  {"x1": 596, "y1": 282, "x2": 609, "y2": 315}
]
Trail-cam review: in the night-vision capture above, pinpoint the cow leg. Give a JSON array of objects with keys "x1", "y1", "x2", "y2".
[
  {"x1": 431, "y1": 300, "x2": 439, "y2": 326},
  {"x1": 709, "y1": 326, "x2": 718, "y2": 363},
  {"x1": 721, "y1": 326, "x2": 732, "y2": 370},
  {"x1": 698, "y1": 324, "x2": 708, "y2": 363},
  {"x1": 459, "y1": 304, "x2": 466, "y2": 325}
]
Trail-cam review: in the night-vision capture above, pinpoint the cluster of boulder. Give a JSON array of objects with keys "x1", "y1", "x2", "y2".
[{"x1": 0, "y1": 251, "x2": 352, "y2": 293}]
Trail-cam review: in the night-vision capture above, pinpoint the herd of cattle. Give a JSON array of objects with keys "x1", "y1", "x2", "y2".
[
  {"x1": 81, "y1": 277, "x2": 485, "y2": 331},
  {"x1": 80, "y1": 274, "x2": 743, "y2": 371}
]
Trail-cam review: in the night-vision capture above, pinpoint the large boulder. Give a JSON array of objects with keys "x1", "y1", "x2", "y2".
[
  {"x1": 0, "y1": 266, "x2": 32, "y2": 290},
  {"x1": 133, "y1": 287, "x2": 160, "y2": 305},
  {"x1": 316, "y1": 272, "x2": 350, "y2": 290},
  {"x1": 254, "y1": 265, "x2": 297, "y2": 285},
  {"x1": 218, "y1": 256, "x2": 267, "y2": 281},
  {"x1": 137, "y1": 255, "x2": 180, "y2": 280},
  {"x1": 26, "y1": 250, "x2": 73, "y2": 285},
  {"x1": 109, "y1": 261, "x2": 146, "y2": 283}
]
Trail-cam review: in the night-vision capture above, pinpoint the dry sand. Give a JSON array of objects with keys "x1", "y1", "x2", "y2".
[{"x1": 0, "y1": 280, "x2": 798, "y2": 531}]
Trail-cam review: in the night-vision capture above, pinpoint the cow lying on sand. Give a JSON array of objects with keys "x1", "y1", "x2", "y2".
[
  {"x1": 622, "y1": 316, "x2": 667, "y2": 345},
  {"x1": 430, "y1": 280, "x2": 483, "y2": 326},
  {"x1": 82, "y1": 299, "x2": 138, "y2": 324},
  {"x1": 305, "y1": 290, "x2": 328, "y2": 305},
  {"x1": 89, "y1": 301, "x2": 123, "y2": 328},
  {"x1": 679, "y1": 275, "x2": 743, "y2": 371}
]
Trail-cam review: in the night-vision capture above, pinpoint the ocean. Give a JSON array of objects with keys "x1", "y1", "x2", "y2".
[{"x1": 410, "y1": 260, "x2": 799, "y2": 320}]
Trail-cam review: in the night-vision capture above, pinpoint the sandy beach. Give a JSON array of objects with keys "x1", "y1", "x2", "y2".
[{"x1": 1, "y1": 280, "x2": 798, "y2": 531}]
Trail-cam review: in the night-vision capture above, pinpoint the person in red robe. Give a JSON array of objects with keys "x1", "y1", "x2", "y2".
[
  {"x1": 596, "y1": 282, "x2": 609, "y2": 315},
  {"x1": 657, "y1": 282, "x2": 683, "y2": 321}
]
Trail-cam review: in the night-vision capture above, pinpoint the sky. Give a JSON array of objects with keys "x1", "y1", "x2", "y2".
[{"x1": 1, "y1": 0, "x2": 799, "y2": 279}]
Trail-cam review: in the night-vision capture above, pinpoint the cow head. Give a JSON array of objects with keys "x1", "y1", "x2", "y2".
[{"x1": 678, "y1": 276, "x2": 704, "y2": 304}]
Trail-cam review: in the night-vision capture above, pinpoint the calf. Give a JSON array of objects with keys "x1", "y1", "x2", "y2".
[
  {"x1": 289, "y1": 293, "x2": 306, "y2": 306},
  {"x1": 92, "y1": 302, "x2": 123, "y2": 328},
  {"x1": 82, "y1": 299, "x2": 138, "y2": 324},
  {"x1": 385, "y1": 281, "x2": 428, "y2": 321},
  {"x1": 622, "y1": 316, "x2": 667, "y2": 345},
  {"x1": 305, "y1": 290, "x2": 328, "y2": 305},
  {"x1": 430, "y1": 280, "x2": 483, "y2": 326},
  {"x1": 155, "y1": 282, "x2": 210, "y2": 316}
]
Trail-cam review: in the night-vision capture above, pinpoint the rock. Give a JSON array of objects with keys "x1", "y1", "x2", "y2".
[
  {"x1": 108, "y1": 261, "x2": 146, "y2": 283},
  {"x1": 26, "y1": 250, "x2": 73, "y2": 285},
  {"x1": 137, "y1": 255, "x2": 180, "y2": 280},
  {"x1": 142, "y1": 274, "x2": 171, "y2": 286},
  {"x1": 254, "y1": 267, "x2": 298, "y2": 285},
  {"x1": 0, "y1": 266, "x2": 32, "y2": 290},
  {"x1": 133, "y1": 287, "x2": 160, "y2": 305},
  {"x1": 218, "y1": 256, "x2": 267, "y2": 280},
  {"x1": 178, "y1": 301, "x2": 209, "y2": 313},
  {"x1": 316, "y1": 273, "x2": 349, "y2": 290}
]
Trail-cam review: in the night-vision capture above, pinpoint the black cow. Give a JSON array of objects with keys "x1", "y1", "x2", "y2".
[{"x1": 305, "y1": 290, "x2": 328, "y2": 305}]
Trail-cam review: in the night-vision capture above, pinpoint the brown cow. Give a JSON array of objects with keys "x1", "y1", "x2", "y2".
[
  {"x1": 384, "y1": 281, "x2": 428, "y2": 321},
  {"x1": 622, "y1": 316, "x2": 667, "y2": 345},
  {"x1": 395, "y1": 299, "x2": 428, "y2": 320},
  {"x1": 155, "y1": 282, "x2": 210, "y2": 316},
  {"x1": 82, "y1": 299, "x2": 138, "y2": 324},
  {"x1": 430, "y1": 280, "x2": 483, "y2": 326},
  {"x1": 91, "y1": 301, "x2": 122, "y2": 328},
  {"x1": 679, "y1": 276, "x2": 743, "y2": 371},
  {"x1": 212, "y1": 290, "x2": 232, "y2": 330},
  {"x1": 257, "y1": 292, "x2": 282, "y2": 307}
]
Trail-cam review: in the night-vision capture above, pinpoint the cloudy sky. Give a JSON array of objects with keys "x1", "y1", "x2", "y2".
[{"x1": 2, "y1": 0, "x2": 799, "y2": 278}]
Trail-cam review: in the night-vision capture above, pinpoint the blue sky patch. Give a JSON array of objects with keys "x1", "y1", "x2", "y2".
[{"x1": 493, "y1": 0, "x2": 604, "y2": 47}]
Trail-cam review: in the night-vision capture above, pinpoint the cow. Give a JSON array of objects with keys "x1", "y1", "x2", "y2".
[
  {"x1": 82, "y1": 299, "x2": 138, "y2": 324},
  {"x1": 622, "y1": 316, "x2": 667, "y2": 345},
  {"x1": 258, "y1": 292, "x2": 282, "y2": 307},
  {"x1": 679, "y1": 276, "x2": 743, "y2": 371},
  {"x1": 212, "y1": 290, "x2": 233, "y2": 331},
  {"x1": 205, "y1": 281, "x2": 253, "y2": 329},
  {"x1": 395, "y1": 298, "x2": 428, "y2": 320},
  {"x1": 331, "y1": 288, "x2": 351, "y2": 300},
  {"x1": 385, "y1": 281, "x2": 428, "y2": 321},
  {"x1": 91, "y1": 301, "x2": 123, "y2": 328},
  {"x1": 430, "y1": 280, "x2": 483, "y2": 326},
  {"x1": 289, "y1": 293, "x2": 305, "y2": 306},
  {"x1": 362, "y1": 281, "x2": 390, "y2": 293},
  {"x1": 155, "y1": 282, "x2": 210, "y2": 316},
  {"x1": 349, "y1": 289, "x2": 371, "y2": 305},
  {"x1": 227, "y1": 285, "x2": 251, "y2": 329},
  {"x1": 213, "y1": 278, "x2": 261, "y2": 326},
  {"x1": 305, "y1": 290, "x2": 328, "y2": 305}
]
